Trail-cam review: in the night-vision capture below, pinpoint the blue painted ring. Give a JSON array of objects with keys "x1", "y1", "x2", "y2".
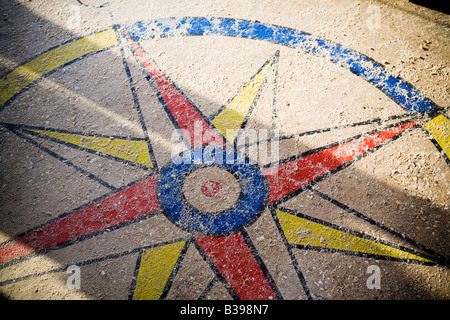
[{"x1": 158, "y1": 147, "x2": 267, "y2": 235}]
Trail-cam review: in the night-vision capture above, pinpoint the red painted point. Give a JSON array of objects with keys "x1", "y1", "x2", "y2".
[{"x1": 201, "y1": 180, "x2": 221, "y2": 197}]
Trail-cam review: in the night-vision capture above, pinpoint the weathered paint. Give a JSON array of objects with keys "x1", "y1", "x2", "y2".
[
  {"x1": 276, "y1": 209, "x2": 434, "y2": 263},
  {"x1": 195, "y1": 233, "x2": 279, "y2": 300},
  {"x1": 125, "y1": 33, "x2": 225, "y2": 148},
  {"x1": 423, "y1": 114, "x2": 450, "y2": 161},
  {"x1": 0, "y1": 29, "x2": 117, "y2": 108},
  {"x1": 132, "y1": 241, "x2": 186, "y2": 300},
  {"x1": 0, "y1": 16, "x2": 447, "y2": 300},
  {"x1": 25, "y1": 128, "x2": 153, "y2": 167},
  {"x1": 212, "y1": 54, "x2": 276, "y2": 143},
  {"x1": 265, "y1": 119, "x2": 424, "y2": 204},
  {"x1": 0, "y1": 174, "x2": 159, "y2": 265}
]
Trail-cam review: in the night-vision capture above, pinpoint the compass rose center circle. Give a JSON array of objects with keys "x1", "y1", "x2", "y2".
[
  {"x1": 182, "y1": 166, "x2": 242, "y2": 215},
  {"x1": 158, "y1": 146, "x2": 268, "y2": 236}
]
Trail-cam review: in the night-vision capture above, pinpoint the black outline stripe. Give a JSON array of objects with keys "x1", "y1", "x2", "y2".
[
  {"x1": 197, "y1": 276, "x2": 218, "y2": 300},
  {"x1": 2, "y1": 122, "x2": 147, "y2": 141},
  {"x1": 271, "y1": 50, "x2": 280, "y2": 138},
  {"x1": 77, "y1": 0, "x2": 109, "y2": 8},
  {"x1": 114, "y1": 26, "x2": 159, "y2": 171}
]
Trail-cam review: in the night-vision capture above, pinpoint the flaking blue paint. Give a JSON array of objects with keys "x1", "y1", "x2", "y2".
[{"x1": 125, "y1": 17, "x2": 435, "y2": 112}]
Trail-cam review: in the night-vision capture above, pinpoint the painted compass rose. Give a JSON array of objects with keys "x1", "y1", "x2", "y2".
[{"x1": 0, "y1": 14, "x2": 449, "y2": 300}]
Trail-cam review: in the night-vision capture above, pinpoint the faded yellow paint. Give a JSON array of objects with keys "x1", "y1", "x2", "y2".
[
  {"x1": 0, "y1": 29, "x2": 117, "y2": 107},
  {"x1": 26, "y1": 128, "x2": 153, "y2": 167},
  {"x1": 212, "y1": 59, "x2": 274, "y2": 144},
  {"x1": 423, "y1": 114, "x2": 450, "y2": 160},
  {"x1": 276, "y1": 209, "x2": 434, "y2": 263},
  {"x1": 132, "y1": 241, "x2": 186, "y2": 300}
]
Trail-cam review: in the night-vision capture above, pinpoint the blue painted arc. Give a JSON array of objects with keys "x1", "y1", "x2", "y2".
[{"x1": 125, "y1": 17, "x2": 435, "y2": 113}]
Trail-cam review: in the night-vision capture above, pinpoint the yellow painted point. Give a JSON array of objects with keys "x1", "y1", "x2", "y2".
[
  {"x1": 423, "y1": 114, "x2": 450, "y2": 160},
  {"x1": 0, "y1": 29, "x2": 117, "y2": 107},
  {"x1": 26, "y1": 128, "x2": 153, "y2": 167},
  {"x1": 275, "y1": 209, "x2": 434, "y2": 263},
  {"x1": 132, "y1": 241, "x2": 186, "y2": 300},
  {"x1": 212, "y1": 58, "x2": 274, "y2": 144}
]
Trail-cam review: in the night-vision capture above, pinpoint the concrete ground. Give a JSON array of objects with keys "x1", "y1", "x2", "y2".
[{"x1": 0, "y1": 0, "x2": 449, "y2": 300}]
